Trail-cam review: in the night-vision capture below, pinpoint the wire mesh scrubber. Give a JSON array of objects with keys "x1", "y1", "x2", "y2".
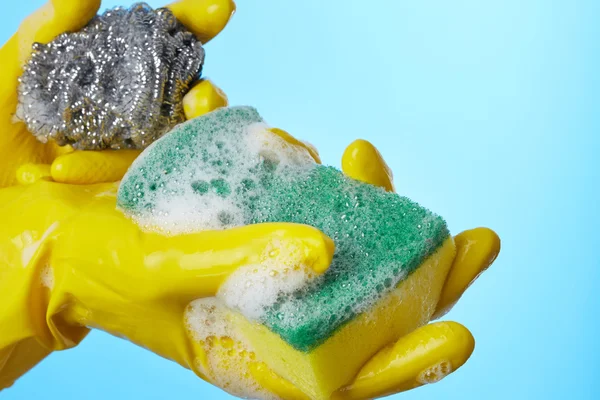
[{"x1": 16, "y1": 3, "x2": 205, "y2": 150}]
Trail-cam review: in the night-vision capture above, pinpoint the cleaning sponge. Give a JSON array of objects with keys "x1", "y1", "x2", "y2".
[{"x1": 117, "y1": 107, "x2": 453, "y2": 398}]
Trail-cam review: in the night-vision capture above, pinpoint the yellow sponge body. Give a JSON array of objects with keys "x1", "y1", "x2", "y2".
[{"x1": 225, "y1": 237, "x2": 456, "y2": 399}]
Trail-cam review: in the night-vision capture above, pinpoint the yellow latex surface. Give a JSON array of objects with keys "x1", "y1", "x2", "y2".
[
  {"x1": 50, "y1": 150, "x2": 142, "y2": 184},
  {"x1": 183, "y1": 79, "x2": 230, "y2": 121},
  {"x1": 0, "y1": 1, "x2": 502, "y2": 398},
  {"x1": 434, "y1": 228, "x2": 501, "y2": 319},
  {"x1": 334, "y1": 321, "x2": 475, "y2": 400},
  {"x1": 168, "y1": 0, "x2": 236, "y2": 44},
  {"x1": 342, "y1": 139, "x2": 394, "y2": 192}
]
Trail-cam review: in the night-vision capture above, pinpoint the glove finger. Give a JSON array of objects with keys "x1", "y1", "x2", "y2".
[
  {"x1": 341, "y1": 139, "x2": 394, "y2": 192},
  {"x1": 433, "y1": 227, "x2": 501, "y2": 320},
  {"x1": 144, "y1": 222, "x2": 334, "y2": 301},
  {"x1": 268, "y1": 128, "x2": 322, "y2": 164},
  {"x1": 167, "y1": 0, "x2": 236, "y2": 44},
  {"x1": 183, "y1": 79, "x2": 229, "y2": 120},
  {"x1": 333, "y1": 321, "x2": 474, "y2": 400},
  {"x1": 51, "y1": 150, "x2": 141, "y2": 185}
]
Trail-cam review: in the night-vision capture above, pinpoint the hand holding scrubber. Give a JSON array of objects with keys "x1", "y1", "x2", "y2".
[
  {"x1": 0, "y1": 0, "x2": 232, "y2": 188},
  {"x1": 115, "y1": 106, "x2": 500, "y2": 399}
]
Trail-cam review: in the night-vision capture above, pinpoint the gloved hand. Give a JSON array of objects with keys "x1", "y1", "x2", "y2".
[
  {"x1": 181, "y1": 139, "x2": 501, "y2": 400},
  {"x1": 0, "y1": 1, "x2": 501, "y2": 399},
  {"x1": 0, "y1": 139, "x2": 500, "y2": 399},
  {"x1": 0, "y1": 0, "x2": 231, "y2": 188}
]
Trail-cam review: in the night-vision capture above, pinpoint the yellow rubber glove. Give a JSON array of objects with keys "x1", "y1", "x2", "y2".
[
  {"x1": 2, "y1": 0, "x2": 234, "y2": 188},
  {"x1": 0, "y1": 1, "x2": 501, "y2": 398},
  {"x1": 0, "y1": 137, "x2": 500, "y2": 399}
]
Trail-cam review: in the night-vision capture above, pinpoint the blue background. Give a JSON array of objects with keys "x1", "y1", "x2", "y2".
[{"x1": 2, "y1": 1, "x2": 599, "y2": 399}]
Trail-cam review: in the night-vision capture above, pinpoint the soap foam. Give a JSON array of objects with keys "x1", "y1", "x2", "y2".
[
  {"x1": 120, "y1": 108, "x2": 316, "y2": 235},
  {"x1": 184, "y1": 235, "x2": 321, "y2": 398},
  {"x1": 40, "y1": 264, "x2": 54, "y2": 289},
  {"x1": 218, "y1": 237, "x2": 317, "y2": 320},
  {"x1": 418, "y1": 360, "x2": 453, "y2": 384},
  {"x1": 185, "y1": 298, "x2": 276, "y2": 400}
]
